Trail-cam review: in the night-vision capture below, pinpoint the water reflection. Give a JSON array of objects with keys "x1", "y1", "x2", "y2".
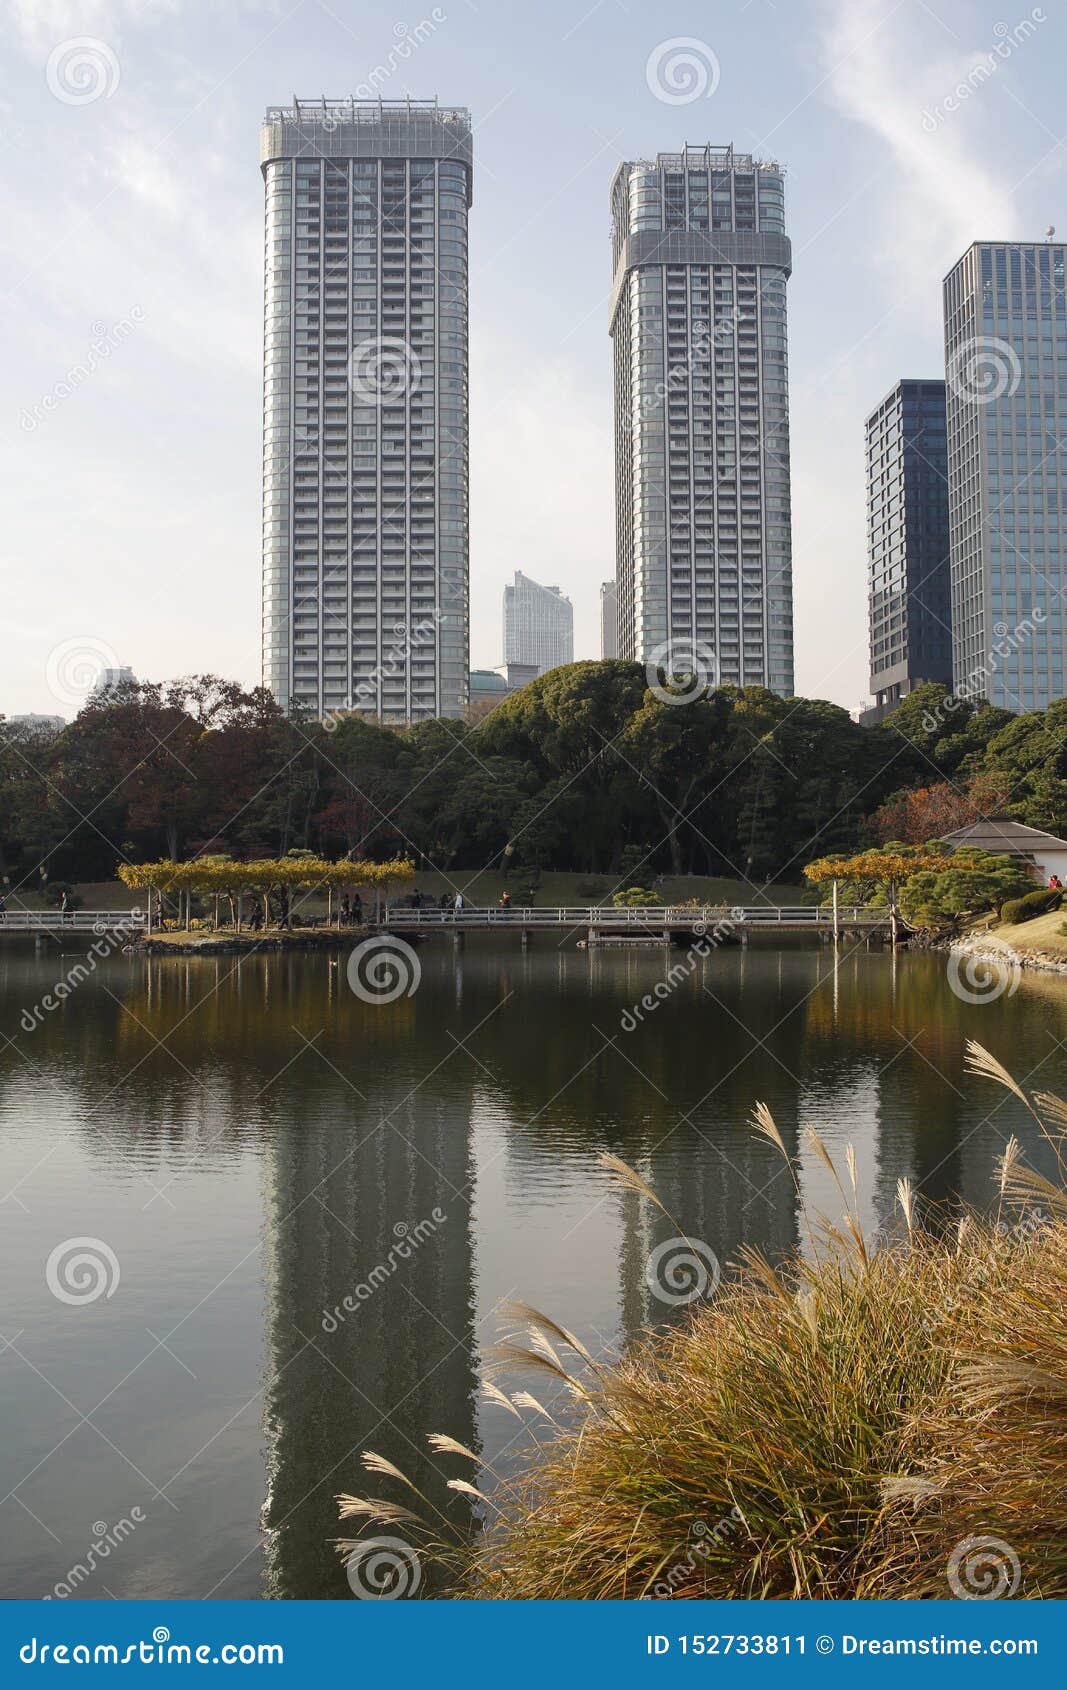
[{"x1": 0, "y1": 936, "x2": 1062, "y2": 1599}]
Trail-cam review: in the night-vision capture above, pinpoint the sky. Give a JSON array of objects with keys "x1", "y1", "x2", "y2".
[{"x1": 1, "y1": 0, "x2": 1064, "y2": 719}]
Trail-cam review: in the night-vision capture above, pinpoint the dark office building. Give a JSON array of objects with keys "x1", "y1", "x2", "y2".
[{"x1": 863, "y1": 379, "x2": 952, "y2": 721}]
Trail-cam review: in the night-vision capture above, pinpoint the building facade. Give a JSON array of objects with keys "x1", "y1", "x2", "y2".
[
  {"x1": 91, "y1": 666, "x2": 137, "y2": 698},
  {"x1": 944, "y1": 241, "x2": 1067, "y2": 710},
  {"x1": 865, "y1": 380, "x2": 952, "y2": 720},
  {"x1": 600, "y1": 579, "x2": 618, "y2": 658},
  {"x1": 260, "y1": 98, "x2": 472, "y2": 723},
  {"x1": 609, "y1": 144, "x2": 794, "y2": 694},
  {"x1": 502, "y1": 571, "x2": 573, "y2": 674}
]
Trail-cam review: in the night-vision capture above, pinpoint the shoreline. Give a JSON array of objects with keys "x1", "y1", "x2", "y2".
[
  {"x1": 918, "y1": 927, "x2": 1067, "y2": 977},
  {"x1": 139, "y1": 926, "x2": 370, "y2": 956}
]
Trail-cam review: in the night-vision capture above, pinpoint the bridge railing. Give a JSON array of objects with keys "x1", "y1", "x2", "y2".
[
  {"x1": 0, "y1": 910, "x2": 145, "y2": 933},
  {"x1": 378, "y1": 905, "x2": 877, "y2": 928}
]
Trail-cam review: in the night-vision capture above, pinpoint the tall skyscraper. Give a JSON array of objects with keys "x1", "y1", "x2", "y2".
[
  {"x1": 944, "y1": 241, "x2": 1067, "y2": 710},
  {"x1": 610, "y1": 144, "x2": 794, "y2": 694},
  {"x1": 260, "y1": 99, "x2": 472, "y2": 723},
  {"x1": 502, "y1": 570, "x2": 573, "y2": 674},
  {"x1": 865, "y1": 380, "x2": 952, "y2": 721},
  {"x1": 600, "y1": 579, "x2": 618, "y2": 658}
]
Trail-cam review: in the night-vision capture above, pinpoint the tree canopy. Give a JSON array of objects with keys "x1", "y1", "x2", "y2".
[{"x1": 3, "y1": 664, "x2": 1067, "y2": 896}]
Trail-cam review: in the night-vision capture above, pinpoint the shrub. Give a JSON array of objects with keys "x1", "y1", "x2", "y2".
[
  {"x1": 1001, "y1": 887, "x2": 1062, "y2": 925},
  {"x1": 611, "y1": 886, "x2": 659, "y2": 907}
]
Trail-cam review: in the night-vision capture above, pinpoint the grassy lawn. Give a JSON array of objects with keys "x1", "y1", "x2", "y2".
[
  {"x1": 986, "y1": 908, "x2": 1067, "y2": 955},
  {"x1": 6, "y1": 869, "x2": 807, "y2": 914}
]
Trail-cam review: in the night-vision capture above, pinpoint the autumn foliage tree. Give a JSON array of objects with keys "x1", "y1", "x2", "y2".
[{"x1": 867, "y1": 775, "x2": 1011, "y2": 845}]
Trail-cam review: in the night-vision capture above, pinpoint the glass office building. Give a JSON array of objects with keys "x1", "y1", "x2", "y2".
[
  {"x1": 866, "y1": 380, "x2": 953, "y2": 719},
  {"x1": 609, "y1": 144, "x2": 794, "y2": 694},
  {"x1": 502, "y1": 571, "x2": 573, "y2": 675},
  {"x1": 944, "y1": 241, "x2": 1067, "y2": 710},
  {"x1": 260, "y1": 99, "x2": 472, "y2": 721}
]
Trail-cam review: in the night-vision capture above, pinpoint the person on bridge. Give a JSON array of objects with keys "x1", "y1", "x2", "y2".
[
  {"x1": 499, "y1": 891, "x2": 511, "y2": 910},
  {"x1": 454, "y1": 892, "x2": 464, "y2": 915}
]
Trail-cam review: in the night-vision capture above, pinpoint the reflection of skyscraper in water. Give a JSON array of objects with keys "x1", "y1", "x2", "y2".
[
  {"x1": 259, "y1": 1072, "x2": 478, "y2": 1598},
  {"x1": 796, "y1": 1067, "x2": 886, "y2": 1255},
  {"x1": 628, "y1": 1076, "x2": 800, "y2": 1336}
]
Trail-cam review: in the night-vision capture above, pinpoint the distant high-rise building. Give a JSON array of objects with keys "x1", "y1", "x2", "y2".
[
  {"x1": 502, "y1": 571, "x2": 573, "y2": 674},
  {"x1": 468, "y1": 669, "x2": 511, "y2": 712},
  {"x1": 9, "y1": 714, "x2": 66, "y2": 731},
  {"x1": 467, "y1": 662, "x2": 538, "y2": 716},
  {"x1": 944, "y1": 241, "x2": 1067, "y2": 710},
  {"x1": 610, "y1": 144, "x2": 794, "y2": 694},
  {"x1": 91, "y1": 666, "x2": 136, "y2": 698},
  {"x1": 260, "y1": 98, "x2": 472, "y2": 723},
  {"x1": 864, "y1": 380, "x2": 952, "y2": 722},
  {"x1": 600, "y1": 579, "x2": 618, "y2": 658}
]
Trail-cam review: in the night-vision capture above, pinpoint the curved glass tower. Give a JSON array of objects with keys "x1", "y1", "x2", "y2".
[
  {"x1": 609, "y1": 145, "x2": 794, "y2": 694},
  {"x1": 260, "y1": 99, "x2": 472, "y2": 722}
]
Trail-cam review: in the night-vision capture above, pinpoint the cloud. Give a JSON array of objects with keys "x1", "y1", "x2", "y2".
[
  {"x1": 107, "y1": 133, "x2": 183, "y2": 215},
  {"x1": 822, "y1": 0, "x2": 1020, "y2": 313},
  {"x1": 2, "y1": 0, "x2": 180, "y2": 55}
]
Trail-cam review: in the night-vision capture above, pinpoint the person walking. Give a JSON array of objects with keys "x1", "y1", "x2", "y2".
[{"x1": 454, "y1": 891, "x2": 464, "y2": 917}]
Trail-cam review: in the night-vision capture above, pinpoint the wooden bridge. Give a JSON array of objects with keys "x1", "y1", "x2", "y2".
[
  {"x1": 0, "y1": 909, "x2": 146, "y2": 936},
  {"x1": 380, "y1": 905, "x2": 893, "y2": 944}
]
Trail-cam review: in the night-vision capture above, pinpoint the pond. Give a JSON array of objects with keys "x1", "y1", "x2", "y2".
[{"x1": 0, "y1": 935, "x2": 1061, "y2": 1598}]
